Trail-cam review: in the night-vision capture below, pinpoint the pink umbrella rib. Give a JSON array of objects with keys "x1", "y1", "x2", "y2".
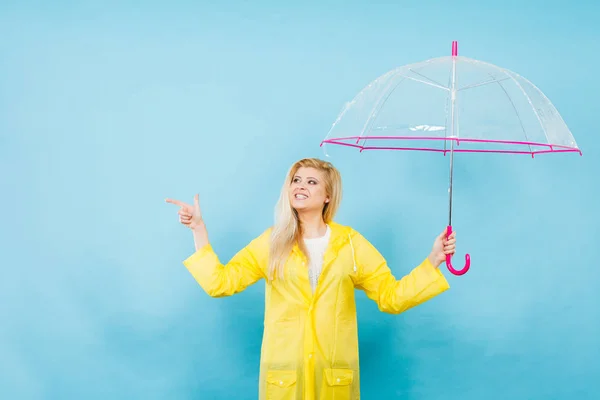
[{"x1": 321, "y1": 135, "x2": 582, "y2": 157}]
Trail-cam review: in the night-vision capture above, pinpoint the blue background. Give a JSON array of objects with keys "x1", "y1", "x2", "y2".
[{"x1": 1, "y1": 1, "x2": 598, "y2": 399}]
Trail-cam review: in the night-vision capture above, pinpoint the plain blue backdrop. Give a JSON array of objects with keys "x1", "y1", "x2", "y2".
[{"x1": 1, "y1": 1, "x2": 599, "y2": 399}]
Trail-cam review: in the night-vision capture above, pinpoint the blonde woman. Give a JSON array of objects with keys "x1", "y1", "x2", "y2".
[{"x1": 166, "y1": 158, "x2": 456, "y2": 400}]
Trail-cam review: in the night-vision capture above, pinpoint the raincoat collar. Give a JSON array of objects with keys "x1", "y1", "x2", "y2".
[{"x1": 289, "y1": 221, "x2": 351, "y2": 300}]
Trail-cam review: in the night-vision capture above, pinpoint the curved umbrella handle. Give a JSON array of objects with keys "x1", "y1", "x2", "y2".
[{"x1": 445, "y1": 225, "x2": 470, "y2": 275}]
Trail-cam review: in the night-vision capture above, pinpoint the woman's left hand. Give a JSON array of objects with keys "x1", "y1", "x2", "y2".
[{"x1": 428, "y1": 229, "x2": 456, "y2": 268}]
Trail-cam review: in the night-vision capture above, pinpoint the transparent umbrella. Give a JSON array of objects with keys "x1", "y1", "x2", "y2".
[{"x1": 321, "y1": 41, "x2": 581, "y2": 276}]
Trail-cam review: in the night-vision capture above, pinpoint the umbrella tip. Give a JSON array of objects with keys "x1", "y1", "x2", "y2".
[{"x1": 452, "y1": 41, "x2": 458, "y2": 57}]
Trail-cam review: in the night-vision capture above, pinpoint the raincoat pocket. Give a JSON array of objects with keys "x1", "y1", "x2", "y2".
[
  {"x1": 320, "y1": 368, "x2": 354, "y2": 400},
  {"x1": 266, "y1": 370, "x2": 297, "y2": 400}
]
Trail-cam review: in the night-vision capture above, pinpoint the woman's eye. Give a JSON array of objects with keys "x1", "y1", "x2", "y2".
[{"x1": 309, "y1": 180, "x2": 317, "y2": 185}]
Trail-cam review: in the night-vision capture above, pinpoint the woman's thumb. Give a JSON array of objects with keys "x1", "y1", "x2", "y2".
[{"x1": 194, "y1": 194, "x2": 200, "y2": 213}]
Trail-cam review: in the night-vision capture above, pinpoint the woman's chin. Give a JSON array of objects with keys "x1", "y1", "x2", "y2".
[
  {"x1": 291, "y1": 202, "x2": 306, "y2": 211},
  {"x1": 291, "y1": 201, "x2": 313, "y2": 212}
]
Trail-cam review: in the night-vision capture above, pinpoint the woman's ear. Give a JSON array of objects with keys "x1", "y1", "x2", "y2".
[{"x1": 325, "y1": 197, "x2": 330, "y2": 203}]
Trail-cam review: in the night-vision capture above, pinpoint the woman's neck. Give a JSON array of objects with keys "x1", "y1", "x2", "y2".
[{"x1": 298, "y1": 212, "x2": 327, "y2": 239}]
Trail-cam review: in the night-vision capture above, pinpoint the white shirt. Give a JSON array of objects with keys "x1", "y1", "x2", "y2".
[{"x1": 303, "y1": 225, "x2": 331, "y2": 293}]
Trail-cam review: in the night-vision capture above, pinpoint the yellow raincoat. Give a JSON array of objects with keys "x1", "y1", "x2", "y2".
[{"x1": 183, "y1": 221, "x2": 450, "y2": 400}]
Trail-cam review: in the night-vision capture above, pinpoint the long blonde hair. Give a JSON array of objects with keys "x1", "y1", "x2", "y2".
[{"x1": 268, "y1": 158, "x2": 342, "y2": 281}]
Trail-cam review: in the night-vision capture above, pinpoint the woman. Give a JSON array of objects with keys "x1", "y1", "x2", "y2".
[{"x1": 166, "y1": 158, "x2": 456, "y2": 400}]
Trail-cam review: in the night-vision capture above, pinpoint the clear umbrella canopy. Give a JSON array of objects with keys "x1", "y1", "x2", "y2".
[{"x1": 322, "y1": 44, "x2": 580, "y2": 157}]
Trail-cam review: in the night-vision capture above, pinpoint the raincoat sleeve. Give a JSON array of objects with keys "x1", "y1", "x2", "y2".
[
  {"x1": 351, "y1": 230, "x2": 450, "y2": 314},
  {"x1": 182, "y1": 228, "x2": 270, "y2": 298}
]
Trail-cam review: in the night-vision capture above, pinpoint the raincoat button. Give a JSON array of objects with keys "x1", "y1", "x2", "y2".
[
  {"x1": 337, "y1": 378, "x2": 341, "y2": 383},
  {"x1": 308, "y1": 353, "x2": 313, "y2": 358},
  {"x1": 279, "y1": 381, "x2": 283, "y2": 385}
]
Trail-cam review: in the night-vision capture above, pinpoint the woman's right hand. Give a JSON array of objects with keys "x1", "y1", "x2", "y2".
[{"x1": 165, "y1": 194, "x2": 204, "y2": 230}]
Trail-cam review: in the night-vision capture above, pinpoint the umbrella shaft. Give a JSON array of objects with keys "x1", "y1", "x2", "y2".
[{"x1": 448, "y1": 55, "x2": 457, "y2": 227}]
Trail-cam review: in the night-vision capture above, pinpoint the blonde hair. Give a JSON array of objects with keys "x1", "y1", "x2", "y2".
[{"x1": 268, "y1": 158, "x2": 342, "y2": 281}]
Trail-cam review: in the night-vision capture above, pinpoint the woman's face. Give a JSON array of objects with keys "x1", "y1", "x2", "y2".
[{"x1": 289, "y1": 167, "x2": 329, "y2": 213}]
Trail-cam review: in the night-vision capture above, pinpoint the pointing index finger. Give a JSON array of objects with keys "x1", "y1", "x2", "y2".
[{"x1": 165, "y1": 198, "x2": 188, "y2": 208}]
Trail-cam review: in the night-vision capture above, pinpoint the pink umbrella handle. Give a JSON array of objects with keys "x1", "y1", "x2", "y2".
[{"x1": 445, "y1": 225, "x2": 470, "y2": 275}]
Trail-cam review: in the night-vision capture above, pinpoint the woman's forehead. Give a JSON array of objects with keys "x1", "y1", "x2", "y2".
[{"x1": 295, "y1": 167, "x2": 324, "y2": 178}]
